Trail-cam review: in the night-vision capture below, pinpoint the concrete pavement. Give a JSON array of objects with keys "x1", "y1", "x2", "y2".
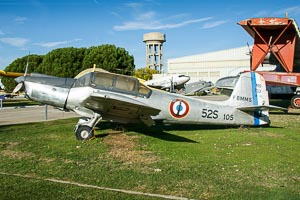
[{"x1": 0, "y1": 105, "x2": 79, "y2": 126}]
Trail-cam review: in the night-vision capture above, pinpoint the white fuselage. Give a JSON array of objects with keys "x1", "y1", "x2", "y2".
[{"x1": 145, "y1": 74, "x2": 190, "y2": 89}]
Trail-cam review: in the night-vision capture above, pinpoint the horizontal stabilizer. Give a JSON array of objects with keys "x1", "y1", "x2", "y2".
[{"x1": 237, "y1": 105, "x2": 287, "y2": 112}]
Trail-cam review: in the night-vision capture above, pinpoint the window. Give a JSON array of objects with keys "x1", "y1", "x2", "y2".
[
  {"x1": 82, "y1": 71, "x2": 152, "y2": 98},
  {"x1": 93, "y1": 72, "x2": 114, "y2": 88},
  {"x1": 138, "y1": 83, "x2": 151, "y2": 97},
  {"x1": 115, "y1": 76, "x2": 136, "y2": 92},
  {"x1": 73, "y1": 73, "x2": 92, "y2": 87}
]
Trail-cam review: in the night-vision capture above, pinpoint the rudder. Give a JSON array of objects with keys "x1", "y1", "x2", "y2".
[{"x1": 227, "y1": 72, "x2": 269, "y2": 108}]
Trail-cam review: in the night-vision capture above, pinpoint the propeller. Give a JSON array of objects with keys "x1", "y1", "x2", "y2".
[{"x1": 13, "y1": 53, "x2": 30, "y2": 93}]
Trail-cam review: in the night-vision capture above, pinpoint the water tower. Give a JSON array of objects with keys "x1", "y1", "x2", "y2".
[{"x1": 143, "y1": 32, "x2": 166, "y2": 73}]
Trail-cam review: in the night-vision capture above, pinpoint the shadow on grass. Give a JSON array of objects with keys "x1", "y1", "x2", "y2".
[
  {"x1": 130, "y1": 125, "x2": 198, "y2": 143},
  {"x1": 95, "y1": 119, "x2": 287, "y2": 143},
  {"x1": 95, "y1": 122, "x2": 246, "y2": 143},
  {"x1": 94, "y1": 122, "x2": 199, "y2": 143}
]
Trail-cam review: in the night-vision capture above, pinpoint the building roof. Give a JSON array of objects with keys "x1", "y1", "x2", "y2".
[{"x1": 168, "y1": 46, "x2": 251, "y2": 63}]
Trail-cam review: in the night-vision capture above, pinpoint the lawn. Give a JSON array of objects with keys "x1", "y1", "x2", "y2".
[{"x1": 0, "y1": 110, "x2": 299, "y2": 199}]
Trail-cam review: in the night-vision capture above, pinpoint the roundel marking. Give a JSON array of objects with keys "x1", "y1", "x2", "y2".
[{"x1": 169, "y1": 99, "x2": 190, "y2": 118}]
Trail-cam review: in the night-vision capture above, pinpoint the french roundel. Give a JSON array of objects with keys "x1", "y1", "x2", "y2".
[{"x1": 169, "y1": 99, "x2": 190, "y2": 118}]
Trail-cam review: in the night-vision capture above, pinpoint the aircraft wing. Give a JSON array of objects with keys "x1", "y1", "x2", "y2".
[
  {"x1": 0, "y1": 70, "x2": 25, "y2": 78},
  {"x1": 81, "y1": 92, "x2": 161, "y2": 126}
]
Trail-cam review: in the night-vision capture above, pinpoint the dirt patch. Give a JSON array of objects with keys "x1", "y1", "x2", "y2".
[
  {"x1": 264, "y1": 131, "x2": 285, "y2": 138},
  {"x1": 39, "y1": 157, "x2": 56, "y2": 163},
  {"x1": 246, "y1": 130, "x2": 284, "y2": 138},
  {"x1": 0, "y1": 142, "x2": 19, "y2": 149},
  {"x1": 2, "y1": 149, "x2": 35, "y2": 159},
  {"x1": 270, "y1": 112, "x2": 300, "y2": 127},
  {"x1": 1, "y1": 141, "x2": 35, "y2": 159},
  {"x1": 103, "y1": 133, "x2": 159, "y2": 165}
]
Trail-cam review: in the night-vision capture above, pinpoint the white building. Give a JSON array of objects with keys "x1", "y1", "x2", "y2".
[{"x1": 167, "y1": 46, "x2": 276, "y2": 83}]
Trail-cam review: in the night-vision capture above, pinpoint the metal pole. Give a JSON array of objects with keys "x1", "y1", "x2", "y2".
[{"x1": 45, "y1": 104, "x2": 48, "y2": 120}]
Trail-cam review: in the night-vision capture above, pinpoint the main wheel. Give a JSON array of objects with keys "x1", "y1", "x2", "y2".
[
  {"x1": 75, "y1": 126, "x2": 94, "y2": 140},
  {"x1": 291, "y1": 95, "x2": 300, "y2": 109}
]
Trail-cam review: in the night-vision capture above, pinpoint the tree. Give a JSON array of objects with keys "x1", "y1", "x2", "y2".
[
  {"x1": 83, "y1": 44, "x2": 135, "y2": 75},
  {"x1": 2, "y1": 44, "x2": 135, "y2": 91},
  {"x1": 36, "y1": 47, "x2": 87, "y2": 77},
  {"x1": 134, "y1": 67, "x2": 158, "y2": 81}
]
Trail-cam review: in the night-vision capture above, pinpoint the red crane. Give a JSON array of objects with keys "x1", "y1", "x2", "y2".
[{"x1": 238, "y1": 17, "x2": 300, "y2": 108}]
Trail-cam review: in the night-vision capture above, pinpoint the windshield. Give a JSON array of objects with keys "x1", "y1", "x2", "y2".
[
  {"x1": 74, "y1": 71, "x2": 152, "y2": 98},
  {"x1": 73, "y1": 73, "x2": 91, "y2": 87}
]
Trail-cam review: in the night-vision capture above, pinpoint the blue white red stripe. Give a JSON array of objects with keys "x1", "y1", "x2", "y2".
[{"x1": 251, "y1": 72, "x2": 260, "y2": 126}]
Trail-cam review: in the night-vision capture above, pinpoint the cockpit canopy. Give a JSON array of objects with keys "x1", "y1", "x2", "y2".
[{"x1": 73, "y1": 72, "x2": 152, "y2": 98}]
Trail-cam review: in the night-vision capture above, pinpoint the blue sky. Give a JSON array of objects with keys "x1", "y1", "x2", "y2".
[{"x1": 0, "y1": 0, "x2": 300, "y2": 71}]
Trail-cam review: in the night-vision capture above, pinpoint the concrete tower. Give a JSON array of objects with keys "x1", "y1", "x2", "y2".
[{"x1": 143, "y1": 32, "x2": 166, "y2": 73}]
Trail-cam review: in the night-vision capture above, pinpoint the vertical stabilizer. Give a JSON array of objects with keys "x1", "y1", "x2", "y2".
[
  {"x1": 226, "y1": 72, "x2": 271, "y2": 126},
  {"x1": 227, "y1": 72, "x2": 269, "y2": 108}
]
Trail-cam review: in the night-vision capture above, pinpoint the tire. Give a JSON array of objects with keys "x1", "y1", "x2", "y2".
[
  {"x1": 75, "y1": 126, "x2": 94, "y2": 140},
  {"x1": 291, "y1": 95, "x2": 300, "y2": 109}
]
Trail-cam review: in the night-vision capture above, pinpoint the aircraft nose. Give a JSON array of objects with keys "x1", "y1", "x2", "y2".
[{"x1": 15, "y1": 76, "x2": 25, "y2": 83}]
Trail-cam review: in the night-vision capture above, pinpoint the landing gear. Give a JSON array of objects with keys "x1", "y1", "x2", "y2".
[
  {"x1": 74, "y1": 113, "x2": 102, "y2": 141},
  {"x1": 75, "y1": 126, "x2": 94, "y2": 140},
  {"x1": 291, "y1": 95, "x2": 300, "y2": 109}
]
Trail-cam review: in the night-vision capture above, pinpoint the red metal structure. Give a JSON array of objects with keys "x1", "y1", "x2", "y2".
[{"x1": 238, "y1": 17, "x2": 300, "y2": 108}]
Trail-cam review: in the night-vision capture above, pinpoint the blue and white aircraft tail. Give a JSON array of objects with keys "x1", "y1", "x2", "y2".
[
  {"x1": 224, "y1": 72, "x2": 282, "y2": 126},
  {"x1": 227, "y1": 72, "x2": 269, "y2": 108}
]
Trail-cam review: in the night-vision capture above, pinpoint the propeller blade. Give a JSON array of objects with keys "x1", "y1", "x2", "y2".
[
  {"x1": 24, "y1": 52, "x2": 30, "y2": 77},
  {"x1": 13, "y1": 82, "x2": 24, "y2": 93}
]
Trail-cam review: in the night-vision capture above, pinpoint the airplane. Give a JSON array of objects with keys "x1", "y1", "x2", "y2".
[
  {"x1": 13, "y1": 68, "x2": 284, "y2": 141},
  {"x1": 144, "y1": 74, "x2": 190, "y2": 92},
  {"x1": 182, "y1": 80, "x2": 214, "y2": 96},
  {"x1": 215, "y1": 75, "x2": 240, "y2": 96}
]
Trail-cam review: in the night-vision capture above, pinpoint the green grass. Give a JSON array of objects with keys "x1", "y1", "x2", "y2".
[{"x1": 0, "y1": 112, "x2": 299, "y2": 199}]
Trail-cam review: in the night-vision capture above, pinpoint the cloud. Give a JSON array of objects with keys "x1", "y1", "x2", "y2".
[
  {"x1": 136, "y1": 11, "x2": 155, "y2": 21},
  {"x1": 15, "y1": 16, "x2": 28, "y2": 24},
  {"x1": 93, "y1": 0, "x2": 102, "y2": 5},
  {"x1": 114, "y1": 17, "x2": 213, "y2": 31},
  {"x1": 201, "y1": 20, "x2": 228, "y2": 29},
  {"x1": 113, "y1": 2, "x2": 215, "y2": 31},
  {"x1": 274, "y1": 6, "x2": 300, "y2": 16},
  {"x1": 35, "y1": 38, "x2": 82, "y2": 48},
  {"x1": 0, "y1": 37, "x2": 29, "y2": 47},
  {"x1": 0, "y1": 30, "x2": 4, "y2": 35},
  {"x1": 125, "y1": 2, "x2": 143, "y2": 9}
]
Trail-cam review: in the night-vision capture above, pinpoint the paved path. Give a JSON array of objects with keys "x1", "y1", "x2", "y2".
[{"x1": 0, "y1": 106, "x2": 79, "y2": 126}]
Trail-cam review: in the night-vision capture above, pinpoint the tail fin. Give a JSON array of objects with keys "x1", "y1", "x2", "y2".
[
  {"x1": 227, "y1": 72, "x2": 270, "y2": 126},
  {"x1": 226, "y1": 72, "x2": 286, "y2": 126},
  {"x1": 227, "y1": 72, "x2": 269, "y2": 108}
]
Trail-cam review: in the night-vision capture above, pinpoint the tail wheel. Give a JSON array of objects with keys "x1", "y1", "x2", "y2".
[
  {"x1": 75, "y1": 126, "x2": 94, "y2": 140},
  {"x1": 291, "y1": 95, "x2": 300, "y2": 109}
]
